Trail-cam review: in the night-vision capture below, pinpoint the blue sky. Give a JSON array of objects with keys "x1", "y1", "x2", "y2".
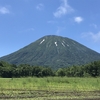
[{"x1": 0, "y1": 0, "x2": 100, "y2": 57}]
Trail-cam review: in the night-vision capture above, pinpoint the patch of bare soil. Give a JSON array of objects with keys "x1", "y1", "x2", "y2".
[{"x1": 0, "y1": 89, "x2": 100, "y2": 100}]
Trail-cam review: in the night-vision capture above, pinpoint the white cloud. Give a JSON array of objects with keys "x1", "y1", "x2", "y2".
[
  {"x1": 54, "y1": 0, "x2": 74, "y2": 18},
  {"x1": 74, "y1": 16, "x2": 83, "y2": 23},
  {"x1": 56, "y1": 26, "x2": 65, "y2": 35},
  {"x1": 0, "y1": 7, "x2": 10, "y2": 14},
  {"x1": 82, "y1": 32, "x2": 100, "y2": 43},
  {"x1": 19, "y1": 28, "x2": 34, "y2": 33},
  {"x1": 47, "y1": 20, "x2": 57, "y2": 24},
  {"x1": 36, "y1": 3, "x2": 44, "y2": 10},
  {"x1": 90, "y1": 24, "x2": 98, "y2": 29},
  {"x1": 27, "y1": 28, "x2": 34, "y2": 31},
  {"x1": 56, "y1": 28, "x2": 61, "y2": 35}
]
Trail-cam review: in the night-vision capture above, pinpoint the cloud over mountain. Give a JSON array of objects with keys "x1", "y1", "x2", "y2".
[
  {"x1": 53, "y1": 0, "x2": 74, "y2": 18},
  {"x1": 82, "y1": 32, "x2": 100, "y2": 43}
]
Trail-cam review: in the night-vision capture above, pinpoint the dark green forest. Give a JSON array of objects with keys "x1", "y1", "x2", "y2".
[{"x1": 0, "y1": 60, "x2": 100, "y2": 78}]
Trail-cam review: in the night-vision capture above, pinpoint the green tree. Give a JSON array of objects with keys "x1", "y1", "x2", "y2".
[
  {"x1": 41, "y1": 67, "x2": 54, "y2": 77},
  {"x1": 56, "y1": 68, "x2": 65, "y2": 76},
  {"x1": 32, "y1": 66, "x2": 43, "y2": 77}
]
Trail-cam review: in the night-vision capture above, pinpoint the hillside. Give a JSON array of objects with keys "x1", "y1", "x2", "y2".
[{"x1": 0, "y1": 35, "x2": 100, "y2": 69}]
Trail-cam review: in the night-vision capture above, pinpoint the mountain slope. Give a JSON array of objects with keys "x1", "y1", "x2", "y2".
[{"x1": 0, "y1": 35, "x2": 100, "y2": 69}]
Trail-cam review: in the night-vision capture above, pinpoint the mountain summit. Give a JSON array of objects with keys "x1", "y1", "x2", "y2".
[{"x1": 0, "y1": 35, "x2": 100, "y2": 69}]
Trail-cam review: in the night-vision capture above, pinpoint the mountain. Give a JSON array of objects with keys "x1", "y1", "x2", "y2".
[{"x1": 0, "y1": 35, "x2": 100, "y2": 69}]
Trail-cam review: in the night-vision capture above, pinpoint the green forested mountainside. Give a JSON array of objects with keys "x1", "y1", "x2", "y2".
[{"x1": 0, "y1": 35, "x2": 100, "y2": 69}]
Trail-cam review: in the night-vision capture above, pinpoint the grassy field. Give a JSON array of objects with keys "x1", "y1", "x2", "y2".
[{"x1": 0, "y1": 77, "x2": 100, "y2": 100}]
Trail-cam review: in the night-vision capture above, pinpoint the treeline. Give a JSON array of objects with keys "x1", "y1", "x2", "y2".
[{"x1": 0, "y1": 60, "x2": 100, "y2": 78}]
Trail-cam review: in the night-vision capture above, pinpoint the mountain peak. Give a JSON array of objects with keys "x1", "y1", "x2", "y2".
[
  {"x1": 0, "y1": 35, "x2": 100, "y2": 69},
  {"x1": 38, "y1": 35, "x2": 72, "y2": 47}
]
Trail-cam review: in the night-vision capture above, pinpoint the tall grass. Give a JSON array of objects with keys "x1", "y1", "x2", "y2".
[
  {"x1": 0, "y1": 77, "x2": 100, "y2": 100},
  {"x1": 0, "y1": 77, "x2": 100, "y2": 91}
]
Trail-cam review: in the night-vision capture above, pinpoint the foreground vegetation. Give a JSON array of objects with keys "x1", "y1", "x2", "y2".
[
  {"x1": 0, "y1": 60, "x2": 100, "y2": 99},
  {"x1": 0, "y1": 60, "x2": 100, "y2": 78},
  {"x1": 0, "y1": 77, "x2": 100, "y2": 100}
]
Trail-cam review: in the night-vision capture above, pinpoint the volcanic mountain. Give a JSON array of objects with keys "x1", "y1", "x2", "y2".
[{"x1": 0, "y1": 35, "x2": 100, "y2": 69}]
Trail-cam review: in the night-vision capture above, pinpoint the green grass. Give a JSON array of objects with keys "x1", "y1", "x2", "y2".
[{"x1": 0, "y1": 77, "x2": 100, "y2": 100}]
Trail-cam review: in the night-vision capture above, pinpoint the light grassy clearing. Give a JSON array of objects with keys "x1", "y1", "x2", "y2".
[{"x1": 0, "y1": 77, "x2": 100, "y2": 100}]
